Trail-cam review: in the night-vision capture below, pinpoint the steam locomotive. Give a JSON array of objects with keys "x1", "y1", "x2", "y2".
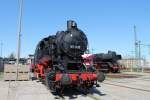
[
  {"x1": 93, "y1": 51, "x2": 122, "y2": 73},
  {"x1": 82, "y1": 51, "x2": 122, "y2": 73},
  {"x1": 33, "y1": 20, "x2": 104, "y2": 93}
]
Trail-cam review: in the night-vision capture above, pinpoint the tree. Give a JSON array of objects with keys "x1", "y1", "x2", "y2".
[{"x1": 8, "y1": 53, "x2": 16, "y2": 59}]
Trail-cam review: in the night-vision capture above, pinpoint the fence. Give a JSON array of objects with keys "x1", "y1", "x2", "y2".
[{"x1": 4, "y1": 64, "x2": 30, "y2": 81}]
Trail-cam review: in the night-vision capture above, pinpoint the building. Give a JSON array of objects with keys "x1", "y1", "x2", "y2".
[
  {"x1": 119, "y1": 58, "x2": 150, "y2": 71},
  {"x1": 27, "y1": 54, "x2": 34, "y2": 65}
]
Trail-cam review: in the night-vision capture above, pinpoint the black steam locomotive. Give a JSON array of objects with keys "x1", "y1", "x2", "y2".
[
  {"x1": 93, "y1": 51, "x2": 122, "y2": 73},
  {"x1": 34, "y1": 20, "x2": 104, "y2": 94}
]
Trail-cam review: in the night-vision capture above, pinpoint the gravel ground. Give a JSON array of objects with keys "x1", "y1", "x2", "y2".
[{"x1": 0, "y1": 72, "x2": 150, "y2": 100}]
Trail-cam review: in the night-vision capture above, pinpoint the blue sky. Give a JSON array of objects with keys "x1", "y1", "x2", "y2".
[{"x1": 0, "y1": 0, "x2": 150, "y2": 59}]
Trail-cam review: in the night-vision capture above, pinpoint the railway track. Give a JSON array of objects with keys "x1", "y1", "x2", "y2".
[
  {"x1": 135, "y1": 77, "x2": 150, "y2": 81},
  {"x1": 104, "y1": 81, "x2": 150, "y2": 93}
]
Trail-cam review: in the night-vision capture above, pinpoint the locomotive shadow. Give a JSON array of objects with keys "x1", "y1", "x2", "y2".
[{"x1": 51, "y1": 87, "x2": 106, "y2": 99}]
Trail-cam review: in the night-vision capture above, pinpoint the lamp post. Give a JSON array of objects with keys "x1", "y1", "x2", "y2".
[{"x1": 16, "y1": 0, "x2": 23, "y2": 66}]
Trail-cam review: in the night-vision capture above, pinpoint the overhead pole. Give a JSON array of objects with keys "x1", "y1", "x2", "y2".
[
  {"x1": 134, "y1": 25, "x2": 138, "y2": 59},
  {"x1": 0, "y1": 42, "x2": 3, "y2": 57},
  {"x1": 148, "y1": 46, "x2": 150, "y2": 67},
  {"x1": 16, "y1": 0, "x2": 23, "y2": 66},
  {"x1": 139, "y1": 43, "x2": 150, "y2": 72},
  {"x1": 134, "y1": 25, "x2": 138, "y2": 71},
  {"x1": 138, "y1": 41, "x2": 141, "y2": 72}
]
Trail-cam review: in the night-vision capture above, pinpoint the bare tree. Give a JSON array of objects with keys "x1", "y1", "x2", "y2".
[{"x1": 8, "y1": 52, "x2": 16, "y2": 59}]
